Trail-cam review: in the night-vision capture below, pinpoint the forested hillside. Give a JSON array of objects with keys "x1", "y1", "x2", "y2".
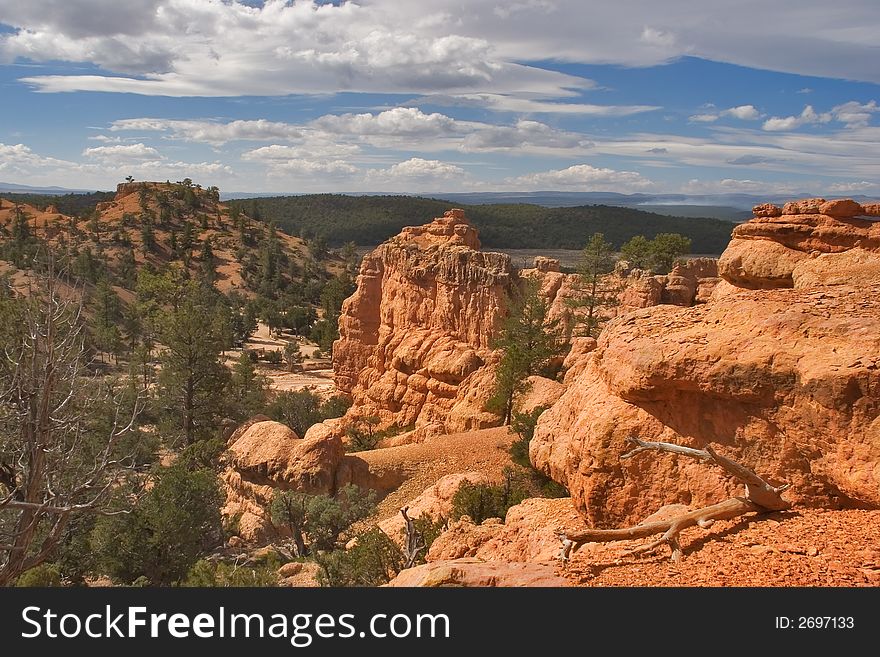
[{"x1": 228, "y1": 194, "x2": 737, "y2": 253}]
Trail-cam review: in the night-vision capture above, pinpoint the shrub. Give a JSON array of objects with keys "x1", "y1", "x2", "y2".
[
  {"x1": 15, "y1": 563, "x2": 62, "y2": 587},
  {"x1": 91, "y1": 464, "x2": 224, "y2": 585},
  {"x1": 508, "y1": 409, "x2": 569, "y2": 499},
  {"x1": 183, "y1": 559, "x2": 279, "y2": 587},
  {"x1": 266, "y1": 390, "x2": 352, "y2": 436},
  {"x1": 316, "y1": 528, "x2": 404, "y2": 587},
  {"x1": 270, "y1": 484, "x2": 377, "y2": 556},
  {"x1": 450, "y1": 471, "x2": 530, "y2": 525}
]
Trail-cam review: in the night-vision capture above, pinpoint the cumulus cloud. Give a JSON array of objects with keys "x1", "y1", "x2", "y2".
[
  {"x1": 690, "y1": 104, "x2": 761, "y2": 123},
  {"x1": 762, "y1": 101, "x2": 878, "y2": 131},
  {"x1": 313, "y1": 107, "x2": 461, "y2": 138},
  {"x1": 106, "y1": 109, "x2": 596, "y2": 156},
  {"x1": 4, "y1": 0, "x2": 590, "y2": 100},
  {"x1": 762, "y1": 105, "x2": 833, "y2": 131},
  {"x1": 0, "y1": 139, "x2": 230, "y2": 188},
  {"x1": 366, "y1": 158, "x2": 465, "y2": 187},
  {"x1": 722, "y1": 105, "x2": 761, "y2": 120},
  {"x1": 831, "y1": 100, "x2": 879, "y2": 128},
  {"x1": 378, "y1": 157, "x2": 464, "y2": 178},
  {"x1": 82, "y1": 142, "x2": 161, "y2": 162},
  {"x1": 506, "y1": 163, "x2": 653, "y2": 191}
]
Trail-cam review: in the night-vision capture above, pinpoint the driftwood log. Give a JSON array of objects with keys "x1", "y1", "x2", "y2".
[{"x1": 559, "y1": 437, "x2": 791, "y2": 563}]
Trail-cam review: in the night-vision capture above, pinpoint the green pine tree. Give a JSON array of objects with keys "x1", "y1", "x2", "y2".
[{"x1": 486, "y1": 278, "x2": 565, "y2": 424}]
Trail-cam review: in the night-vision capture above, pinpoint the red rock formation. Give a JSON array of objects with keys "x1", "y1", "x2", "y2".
[
  {"x1": 532, "y1": 198, "x2": 880, "y2": 529},
  {"x1": 385, "y1": 558, "x2": 568, "y2": 587},
  {"x1": 719, "y1": 198, "x2": 880, "y2": 289},
  {"x1": 332, "y1": 210, "x2": 513, "y2": 434},
  {"x1": 221, "y1": 420, "x2": 344, "y2": 542},
  {"x1": 427, "y1": 497, "x2": 582, "y2": 562},
  {"x1": 331, "y1": 218, "x2": 722, "y2": 441}
]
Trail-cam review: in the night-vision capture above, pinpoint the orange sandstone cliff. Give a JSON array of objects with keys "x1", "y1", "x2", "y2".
[
  {"x1": 330, "y1": 209, "x2": 513, "y2": 436},
  {"x1": 532, "y1": 198, "x2": 880, "y2": 529}
]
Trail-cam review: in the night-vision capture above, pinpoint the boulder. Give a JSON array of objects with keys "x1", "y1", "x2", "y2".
[{"x1": 385, "y1": 558, "x2": 568, "y2": 587}]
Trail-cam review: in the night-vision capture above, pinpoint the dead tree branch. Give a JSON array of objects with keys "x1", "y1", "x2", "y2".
[
  {"x1": 560, "y1": 437, "x2": 791, "y2": 563},
  {"x1": 401, "y1": 506, "x2": 426, "y2": 569}
]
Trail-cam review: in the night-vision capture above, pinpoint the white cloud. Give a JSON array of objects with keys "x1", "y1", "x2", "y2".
[
  {"x1": 0, "y1": 139, "x2": 231, "y2": 188},
  {"x1": 82, "y1": 142, "x2": 161, "y2": 162},
  {"x1": 761, "y1": 101, "x2": 878, "y2": 132},
  {"x1": 242, "y1": 144, "x2": 359, "y2": 162},
  {"x1": 831, "y1": 100, "x2": 879, "y2": 128},
  {"x1": 379, "y1": 157, "x2": 464, "y2": 178},
  {"x1": 461, "y1": 120, "x2": 592, "y2": 152},
  {"x1": 366, "y1": 158, "x2": 465, "y2": 187},
  {"x1": 416, "y1": 93, "x2": 658, "y2": 115},
  {"x1": 106, "y1": 109, "x2": 597, "y2": 156},
  {"x1": 690, "y1": 104, "x2": 761, "y2": 123},
  {"x1": 258, "y1": 159, "x2": 358, "y2": 177},
  {"x1": 722, "y1": 105, "x2": 761, "y2": 120},
  {"x1": 827, "y1": 180, "x2": 878, "y2": 193},
  {"x1": 313, "y1": 107, "x2": 461, "y2": 137},
  {"x1": 242, "y1": 144, "x2": 358, "y2": 177},
  {"x1": 762, "y1": 105, "x2": 833, "y2": 131},
  {"x1": 3, "y1": 0, "x2": 875, "y2": 104},
  {"x1": 679, "y1": 178, "x2": 803, "y2": 195},
  {"x1": 109, "y1": 118, "x2": 303, "y2": 145},
  {"x1": 506, "y1": 163, "x2": 653, "y2": 191},
  {"x1": 4, "y1": 0, "x2": 591, "y2": 100}
]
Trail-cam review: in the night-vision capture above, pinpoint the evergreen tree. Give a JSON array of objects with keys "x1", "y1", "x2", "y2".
[
  {"x1": 620, "y1": 233, "x2": 692, "y2": 274},
  {"x1": 486, "y1": 279, "x2": 565, "y2": 424},
  {"x1": 156, "y1": 285, "x2": 230, "y2": 444},
  {"x1": 91, "y1": 279, "x2": 123, "y2": 363},
  {"x1": 200, "y1": 237, "x2": 216, "y2": 285},
  {"x1": 569, "y1": 233, "x2": 618, "y2": 338},
  {"x1": 118, "y1": 248, "x2": 137, "y2": 288},
  {"x1": 228, "y1": 351, "x2": 268, "y2": 420},
  {"x1": 140, "y1": 223, "x2": 156, "y2": 254},
  {"x1": 283, "y1": 340, "x2": 304, "y2": 372}
]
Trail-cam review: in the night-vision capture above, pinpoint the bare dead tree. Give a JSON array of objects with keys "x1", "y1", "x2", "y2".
[
  {"x1": 0, "y1": 268, "x2": 143, "y2": 586},
  {"x1": 559, "y1": 437, "x2": 791, "y2": 564},
  {"x1": 400, "y1": 506, "x2": 426, "y2": 569}
]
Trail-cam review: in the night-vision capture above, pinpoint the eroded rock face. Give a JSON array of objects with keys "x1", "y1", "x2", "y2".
[
  {"x1": 532, "y1": 198, "x2": 880, "y2": 529},
  {"x1": 719, "y1": 198, "x2": 880, "y2": 289},
  {"x1": 221, "y1": 420, "x2": 344, "y2": 542},
  {"x1": 427, "y1": 497, "x2": 582, "y2": 563},
  {"x1": 385, "y1": 558, "x2": 568, "y2": 587},
  {"x1": 332, "y1": 210, "x2": 512, "y2": 434}
]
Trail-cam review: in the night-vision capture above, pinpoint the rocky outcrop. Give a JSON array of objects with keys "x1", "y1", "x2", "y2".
[
  {"x1": 385, "y1": 558, "x2": 568, "y2": 587},
  {"x1": 331, "y1": 210, "x2": 512, "y2": 435},
  {"x1": 331, "y1": 214, "x2": 724, "y2": 441},
  {"x1": 377, "y1": 472, "x2": 488, "y2": 544},
  {"x1": 427, "y1": 497, "x2": 582, "y2": 562},
  {"x1": 718, "y1": 198, "x2": 880, "y2": 289},
  {"x1": 532, "y1": 198, "x2": 880, "y2": 530},
  {"x1": 221, "y1": 420, "x2": 345, "y2": 542}
]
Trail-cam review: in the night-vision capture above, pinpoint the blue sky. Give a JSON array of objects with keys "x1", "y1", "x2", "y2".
[{"x1": 0, "y1": 0, "x2": 878, "y2": 196}]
